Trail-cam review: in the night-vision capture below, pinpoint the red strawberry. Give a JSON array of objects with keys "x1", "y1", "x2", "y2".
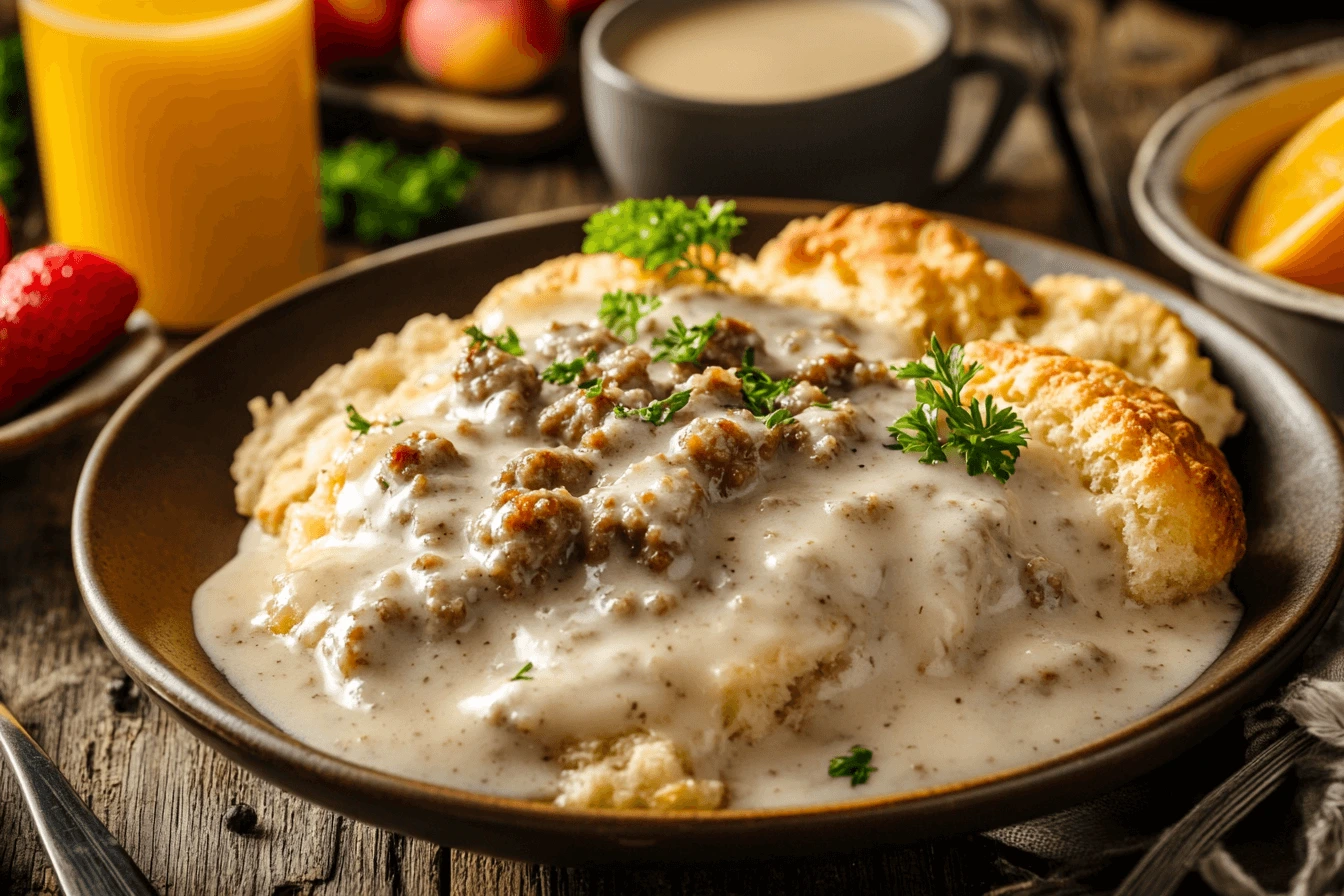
[{"x1": 0, "y1": 245, "x2": 140, "y2": 415}]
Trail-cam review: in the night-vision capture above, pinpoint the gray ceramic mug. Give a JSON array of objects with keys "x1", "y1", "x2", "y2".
[{"x1": 580, "y1": 0, "x2": 1029, "y2": 203}]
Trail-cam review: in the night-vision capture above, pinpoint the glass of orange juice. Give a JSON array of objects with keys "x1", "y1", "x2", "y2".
[{"x1": 18, "y1": 0, "x2": 323, "y2": 330}]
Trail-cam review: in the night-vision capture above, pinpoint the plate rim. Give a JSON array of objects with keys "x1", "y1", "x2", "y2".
[
  {"x1": 0, "y1": 310, "x2": 165, "y2": 460},
  {"x1": 71, "y1": 199, "x2": 1344, "y2": 845}
]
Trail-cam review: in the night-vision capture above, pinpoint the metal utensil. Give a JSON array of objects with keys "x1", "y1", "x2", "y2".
[
  {"x1": 1114, "y1": 728, "x2": 1317, "y2": 895},
  {"x1": 0, "y1": 696, "x2": 158, "y2": 895}
]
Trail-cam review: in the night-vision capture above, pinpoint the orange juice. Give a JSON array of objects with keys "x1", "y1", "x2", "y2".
[{"x1": 19, "y1": 0, "x2": 323, "y2": 330}]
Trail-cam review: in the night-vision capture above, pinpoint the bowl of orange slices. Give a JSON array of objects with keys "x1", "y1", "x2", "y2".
[{"x1": 1132, "y1": 38, "x2": 1344, "y2": 412}]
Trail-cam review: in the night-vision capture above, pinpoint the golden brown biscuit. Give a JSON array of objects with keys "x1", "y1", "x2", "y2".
[
  {"x1": 232, "y1": 313, "x2": 464, "y2": 533},
  {"x1": 963, "y1": 341, "x2": 1245, "y2": 604},
  {"x1": 725, "y1": 203, "x2": 1037, "y2": 348},
  {"x1": 993, "y1": 274, "x2": 1243, "y2": 445},
  {"x1": 475, "y1": 247, "x2": 736, "y2": 323}
]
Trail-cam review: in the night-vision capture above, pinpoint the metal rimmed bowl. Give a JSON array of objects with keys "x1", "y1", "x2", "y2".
[
  {"x1": 1132, "y1": 38, "x2": 1344, "y2": 413},
  {"x1": 73, "y1": 200, "x2": 1344, "y2": 864}
]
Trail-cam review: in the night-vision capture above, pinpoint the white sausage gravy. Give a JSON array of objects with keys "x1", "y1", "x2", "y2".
[{"x1": 195, "y1": 289, "x2": 1240, "y2": 809}]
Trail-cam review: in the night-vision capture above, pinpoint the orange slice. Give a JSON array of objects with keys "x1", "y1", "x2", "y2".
[{"x1": 1229, "y1": 93, "x2": 1344, "y2": 292}]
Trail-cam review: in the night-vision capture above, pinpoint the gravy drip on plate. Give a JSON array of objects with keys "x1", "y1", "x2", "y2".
[{"x1": 195, "y1": 290, "x2": 1241, "y2": 808}]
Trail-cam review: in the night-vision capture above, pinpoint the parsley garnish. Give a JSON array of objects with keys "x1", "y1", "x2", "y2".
[
  {"x1": 813, "y1": 402, "x2": 834, "y2": 410},
  {"x1": 738, "y1": 347, "x2": 797, "y2": 428},
  {"x1": 320, "y1": 140, "x2": 477, "y2": 244},
  {"x1": 828, "y1": 745, "x2": 876, "y2": 786},
  {"x1": 542, "y1": 350, "x2": 598, "y2": 385},
  {"x1": 345, "y1": 405, "x2": 401, "y2": 435},
  {"x1": 581, "y1": 197, "x2": 745, "y2": 282},
  {"x1": 579, "y1": 377, "x2": 605, "y2": 399},
  {"x1": 377, "y1": 476, "x2": 389, "y2": 491},
  {"x1": 886, "y1": 336, "x2": 1029, "y2": 483},
  {"x1": 599, "y1": 290, "x2": 662, "y2": 342},
  {"x1": 510, "y1": 662, "x2": 534, "y2": 681},
  {"x1": 345, "y1": 405, "x2": 373, "y2": 435},
  {"x1": 613, "y1": 390, "x2": 691, "y2": 426},
  {"x1": 652, "y1": 314, "x2": 721, "y2": 364},
  {"x1": 465, "y1": 325, "x2": 524, "y2": 357}
]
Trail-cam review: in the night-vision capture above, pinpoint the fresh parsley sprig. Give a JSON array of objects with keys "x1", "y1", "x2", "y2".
[
  {"x1": 581, "y1": 197, "x2": 746, "y2": 282},
  {"x1": 345, "y1": 404, "x2": 402, "y2": 435},
  {"x1": 465, "y1": 325, "x2": 524, "y2": 357},
  {"x1": 886, "y1": 336, "x2": 1029, "y2": 483},
  {"x1": 578, "y1": 377, "x2": 605, "y2": 399},
  {"x1": 598, "y1": 290, "x2": 662, "y2": 342},
  {"x1": 613, "y1": 390, "x2": 691, "y2": 426},
  {"x1": 542, "y1": 350, "x2": 598, "y2": 385},
  {"x1": 652, "y1": 314, "x2": 721, "y2": 364},
  {"x1": 510, "y1": 662, "x2": 534, "y2": 682},
  {"x1": 738, "y1": 347, "x2": 797, "y2": 428},
  {"x1": 828, "y1": 745, "x2": 876, "y2": 786},
  {"x1": 346, "y1": 405, "x2": 374, "y2": 435}
]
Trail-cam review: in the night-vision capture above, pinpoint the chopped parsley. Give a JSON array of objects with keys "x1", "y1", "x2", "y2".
[
  {"x1": 465, "y1": 325, "x2": 524, "y2": 357},
  {"x1": 886, "y1": 335, "x2": 1029, "y2": 483},
  {"x1": 613, "y1": 390, "x2": 691, "y2": 426},
  {"x1": 652, "y1": 314, "x2": 721, "y2": 364},
  {"x1": 579, "y1": 377, "x2": 605, "y2": 399},
  {"x1": 828, "y1": 745, "x2": 876, "y2": 786},
  {"x1": 541, "y1": 350, "x2": 598, "y2": 385},
  {"x1": 598, "y1": 290, "x2": 662, "y2": 342},
  {"x1": 738, "y1": 347, "x2": 797, "y2": 428},
  {"x1": 813, "y1": 401, "x2": 834, "y2": 410},
  {"x1": 345, "y1": 405, "x2": 400, "y2": 435},
  {"x1": 377, "y1": 477, "x2": 389, "y2": 491},
  {"x1": 510, "y1": 662, "x2": 534, "y2": 682},
  {"x1": 581, "y1": 197, "x2": 745, "y2": 282},
  {"x1": 345, "y1": 404, "x2": 373, "y2": 434}
]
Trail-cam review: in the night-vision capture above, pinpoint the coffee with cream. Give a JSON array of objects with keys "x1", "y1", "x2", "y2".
[{"x1": 617, "y1": 0, "x2": 936, "y2": 104}]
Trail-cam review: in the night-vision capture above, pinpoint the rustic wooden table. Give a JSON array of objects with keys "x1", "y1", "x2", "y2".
[{"x1": 3, "y1": 1, "x2": 1343, "y2": 894}]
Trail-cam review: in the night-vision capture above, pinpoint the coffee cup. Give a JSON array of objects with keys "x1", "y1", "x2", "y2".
[{"x1": 580, "y1": 0, "x2": 1029, "y2": 203}]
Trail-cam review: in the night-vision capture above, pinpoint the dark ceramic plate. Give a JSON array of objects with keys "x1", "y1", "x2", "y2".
[{"x1": 73, "y1": 200, "x2": 1344, "y2": 864}]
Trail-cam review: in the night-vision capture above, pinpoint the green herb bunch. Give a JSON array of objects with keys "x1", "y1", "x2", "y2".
[
  {"x1": 828, "y1": 745, "x2": 876, "y2": 786},
  {"x1": 598, "y1": 290, "x2": 662, "y2": 342},
  {"x1": 738, "y1": 348, "x2": 797, "y2": 428},
  {"x1": 581, "y1": 197, "x2": 745, "y2": 282},
  {"x1": 0, "y1": 34, "x2": 28, "y2": 209},
  {"x1": 887, "y1": 336, "x2": 1029, "y2": 483},
  {"x1": 652, "y1": 313, "x2": 721, "y2": 364},
  {"x1": 613, "y1": 390, "x2": 691, "y2": 426},
  {"x1": 320, "y1": 140, "x2": 477, "y2": 245},
  {"x1": 542, "y1": 350, "x2": 598, "y2": 385},
  {"x1": 465, "y1": 325, "x2": 524, "y2": 356}
]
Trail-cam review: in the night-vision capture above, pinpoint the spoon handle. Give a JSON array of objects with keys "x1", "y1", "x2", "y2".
[{"x1": 0, "y1": 702, "x2": 158, "y2": 896}]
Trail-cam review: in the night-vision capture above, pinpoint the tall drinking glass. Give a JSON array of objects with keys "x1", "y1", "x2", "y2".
[{"x1": 18, "y1": 0, "x2": 323, "y2": 330}]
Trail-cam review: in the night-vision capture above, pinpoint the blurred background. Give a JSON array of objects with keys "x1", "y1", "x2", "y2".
[{"x1": 0, "y1": 0, "x2": 1338, "y2": 294}]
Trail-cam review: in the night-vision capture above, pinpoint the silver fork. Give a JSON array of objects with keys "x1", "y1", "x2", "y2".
[{"x1": 0, "y1": 696, "x2": 158, "y2": 895}]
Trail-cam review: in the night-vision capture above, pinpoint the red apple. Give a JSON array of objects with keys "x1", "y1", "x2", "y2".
[
  {"x1": 403, "y1": 0, "x2": 564, "y2": 95},
  {"x1": 315, "y1": 0, "x2": 411, "y2": 71},
  {"x1": 545, "y1": 0, "x2": 606, "y2": 16}
]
